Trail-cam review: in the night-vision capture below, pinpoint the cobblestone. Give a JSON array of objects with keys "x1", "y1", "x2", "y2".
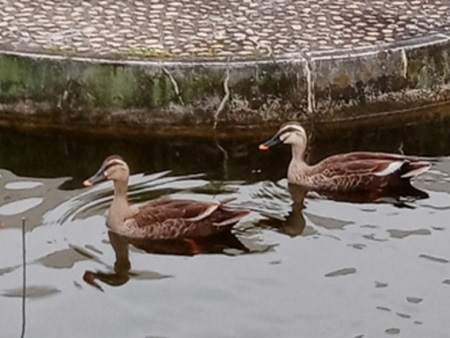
[{"x1": 0, "y1": 0, "x2": 449, "y2": 59}]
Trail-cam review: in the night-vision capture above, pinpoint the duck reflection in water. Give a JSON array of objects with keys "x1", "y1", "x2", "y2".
[
  {"x1": 262, "y1": 181, "x2": 429, "y2": 237},
  {"x1": 84, "y1": 230, "x2": 250, "y2": 290},
  {"x1": 259, "y1": 122, "x2": 430, "y2": 236}
]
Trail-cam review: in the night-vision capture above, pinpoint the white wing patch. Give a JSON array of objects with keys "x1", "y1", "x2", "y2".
[
  {"x1": 186, "y1": 203, "x2": 220, "y2": 221},
  {"x1": 374, "y1": 161, "x2": 405, "y2": 177},
  {"x1": 214, "y1": 215, "x2": 244, "y2": 227}
]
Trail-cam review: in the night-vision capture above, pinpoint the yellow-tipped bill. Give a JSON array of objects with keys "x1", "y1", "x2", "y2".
[
  {"x1": 259, "y1": 135, "x2": 282, "y2": 150},
  {"x1": 83, "y1": 170, "x2": 108, "y2": 187}
]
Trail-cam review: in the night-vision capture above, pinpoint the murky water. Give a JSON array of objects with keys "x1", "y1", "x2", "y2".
[{"x1": 1, "y1": 116, "x2": 450, "y2": 338}]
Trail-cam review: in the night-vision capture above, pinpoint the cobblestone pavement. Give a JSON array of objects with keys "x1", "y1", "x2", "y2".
[{"x1": 0, "y1": 0, "x2": 450, "y2": 59}]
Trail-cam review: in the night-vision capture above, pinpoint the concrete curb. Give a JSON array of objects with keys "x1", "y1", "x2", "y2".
[{"x1": 1, "y1": 34, "x2": 450, "y2": 134}]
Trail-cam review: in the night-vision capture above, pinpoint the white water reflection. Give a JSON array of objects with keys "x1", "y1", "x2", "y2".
[
  {"x1": 5, "y1": 181, "x2": 43, "y2": 190},
  {"x1": 0, "y1": 152, "x2": 450, "y2": 338},
  {"x1": 0, "y1": 197, "x2": 43, "y2": 216}
]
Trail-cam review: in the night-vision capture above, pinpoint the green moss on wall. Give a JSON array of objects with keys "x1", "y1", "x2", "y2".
[
  {"x1": 0, "y1": 56, "x2": 66, "y2": 103},
  {"x1": 178, "y1": 69, "x2": 224, "y2": 103},
  {"x1": 406, "y1": 44, "x2": 450, "y2": 88},
  {"x1": 83, "y1": 65, "x2": 137, "y2": 107}
]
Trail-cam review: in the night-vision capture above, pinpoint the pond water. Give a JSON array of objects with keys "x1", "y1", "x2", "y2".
[{"x1": 1, "y1": 116, "x2": 450, "y2": 338}]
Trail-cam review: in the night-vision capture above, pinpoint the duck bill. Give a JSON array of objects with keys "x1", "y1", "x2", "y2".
[
  {"x1": 259, "y1": 135, "x2": 282, "y2": 151},
  {"x1": 83, "y1": 170, "x2": 108, "y2": 187}
]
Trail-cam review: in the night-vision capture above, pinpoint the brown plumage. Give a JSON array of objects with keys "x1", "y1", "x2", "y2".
[
  {"x1": 83, "y1": 155, "x2": 249, "y2": 239},
  {"x1": 259, "y1": 122, "x2": 431, "y2": 193}
]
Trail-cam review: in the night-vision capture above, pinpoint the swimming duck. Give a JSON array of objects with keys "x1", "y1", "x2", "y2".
[
  {"x1": 83, "y1": 155, "x2": 249, "y2": 239},
  {"x1": 259, "y1": 122, "x2": 431, "y2": 193}
]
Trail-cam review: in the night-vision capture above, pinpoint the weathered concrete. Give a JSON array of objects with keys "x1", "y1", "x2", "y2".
[{"x1": 1, "y1": 0, "x2": 450, "y2": 133}]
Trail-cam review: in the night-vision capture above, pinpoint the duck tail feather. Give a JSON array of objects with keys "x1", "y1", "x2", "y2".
[
  {"x1": 401, "y1": 162, "x2": 431, "y2": 178},
  {"x1": 219, "y1": 197, "x2": 237, "y2": 205},
  {"x1": 213, "y1": 209, "x2": 250, "y2": 227}
]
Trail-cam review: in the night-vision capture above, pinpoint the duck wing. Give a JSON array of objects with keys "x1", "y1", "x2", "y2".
[
  {"x1": 319, "y1": 152, "x2": 427, "y2": 165},
  {"x1": 131, "y1": 197, "x2": 248, "y2": 237},
  {"x1": 317, "y1": 152, "x2": 430, "y2": 177},
  {"x1": 315, "y1": 159, "x2": 399, "y2": 178},
  {"x1": 133, "y1": 198, "x2": 221, "y2": 227},
  {"x1": 312, "y1": 155, "x2": 430, "y2": 192}
]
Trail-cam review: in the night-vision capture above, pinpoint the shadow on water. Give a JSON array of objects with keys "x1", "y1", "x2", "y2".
[
  {"x1": 83, "y1": 230, "x2": 257, "y2": 290},
  {"x1": 2, "y1": 113, "x2": 450, "y2": 187}
]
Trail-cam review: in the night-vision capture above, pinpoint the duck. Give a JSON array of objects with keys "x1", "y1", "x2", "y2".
[
  {"x1": 83, "y1": 155, "x2": 249, "y2": 239},
  {"x1": 259, "y1": 122, "x2": 431, "y2": 193}
]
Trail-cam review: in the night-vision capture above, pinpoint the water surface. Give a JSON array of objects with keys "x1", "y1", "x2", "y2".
[{"x1": 1, "y1": 117, "x2": 450, "y2": 338}]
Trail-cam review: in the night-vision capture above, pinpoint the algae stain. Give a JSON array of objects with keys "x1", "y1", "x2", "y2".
[
  {"x1": 180, "y1": 74, "x2": 213, "y2": 103},
  {"x1": 131, "y1": 71, "x2": 178, "y2": 108},
  {"x1": 182, "y1": 80, "x2": 194, "y2": 103},
  {"x1": 162, "y1": 75, "x2": 175, "y2": 105},
  {"x1": 333, "y1": 74, "x2": 351, "y2": 88},
  {"x1": 417, "y1": 61, "x2": 431, "y2": 87},
  {"x1": 126, "y1": 48, "x2": 172, "y2": 59},
  {"x1": 254, "y1": 70, "x2": 269, "y2": 87},
  {"x1": 0, "y1": 56, "x2": 66, "y2": 101},
  {"x1": 0, "y1": 57, "x2": 32, "y2": 98},
  {"x1": 150, "y1": 77, "x2": 162, "y2": 107},
  {"x1": 414, "y1": 53, "x2": 448, "y2": 87},
  {"x1": 84, "y1": 65, "x2": 137, "y2": 107},
  {"x1": 438, "y1": 51, "x2": 450, "y2": 83},
  {"x1": 126, "y1": 47, "x2": 172, "y2": 59}
]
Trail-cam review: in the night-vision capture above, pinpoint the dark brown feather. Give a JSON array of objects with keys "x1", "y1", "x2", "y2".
[
  {"x1": 130, "y1": 198, "x2": 249, "y2": 239},
  {"x1": 311, "y1": 152, "x2": 430, "y2": 192}
]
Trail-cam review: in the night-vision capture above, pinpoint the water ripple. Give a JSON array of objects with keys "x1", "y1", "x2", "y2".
[
  {"x1": 5, "y1": 181, "x2": 43, "y2": 190},
  {"x1": 0, "y1": 197, "x2": 43, "y2": 216}
]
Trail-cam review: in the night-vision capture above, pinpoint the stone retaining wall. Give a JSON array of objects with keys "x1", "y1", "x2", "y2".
[{"x1": 1, "y1": 34, "x2": 450, "y2": 134}]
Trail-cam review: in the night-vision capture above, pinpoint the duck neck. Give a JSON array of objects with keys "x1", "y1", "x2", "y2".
[
  {"x1": 288, "y1": 143, "x2": 310, "y2": 184},
  {"x1": 113, "y1": 180, "x2": 129, "y2": 201},
  {"x1": 107, "y1": 179, "x2": 133, "y2": 230},
  {"x1": 291, "y1": 143, "x2": 307, "y2": 163}
]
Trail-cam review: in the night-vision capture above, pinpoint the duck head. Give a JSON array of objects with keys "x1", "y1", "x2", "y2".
[
  {"x1": 259, "y1": 122, "x2": 308, "y2": 150},
  {"x1": 84, "y1": 155, "x2": 130, "y2": 187}
]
